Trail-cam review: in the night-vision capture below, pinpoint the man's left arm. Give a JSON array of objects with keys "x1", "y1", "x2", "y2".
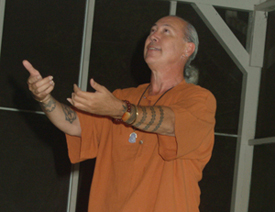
[
  {"x1": 68, "y1": 80, "x2": 215, "y2": 139},
  {"x1": 68, "y1": 80, "x2": 176, "y2": 136},
  {"x1": 127, "y1": 105, "x2": 175, "y2": 136}
]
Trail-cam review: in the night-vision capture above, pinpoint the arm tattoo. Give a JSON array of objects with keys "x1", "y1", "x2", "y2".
[
  {"x1": 61, "y1": 104, "x2": 77, "y2": 124},
  {"x1": 143, "y1": 107, "x2": 156, "y2": 131},
  {"x1": 134, "y1": 106, "x2": 147, "y2": 127},
  {"x1": 152, "y1": 106, "x2": 164, "y2": 132},
  {"x1": 41, "y1": 98, "x2": 56, "y2": 112}
]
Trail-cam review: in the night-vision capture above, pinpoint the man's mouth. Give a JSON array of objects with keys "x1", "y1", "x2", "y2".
[{"x1": 148, "y1": 46, "x2": 160, "y2": 51}]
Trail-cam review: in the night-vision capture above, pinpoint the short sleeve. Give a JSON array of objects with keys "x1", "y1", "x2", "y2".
[
  {"x1": 158, "y1": 90, "x2": 216, "y2": 161},
  {"x1": 66, "y1": 110, "x2": 108, "y2": 163},
  {"x1": 65, "y1": 89, "x2": 125, "y2": 164}
]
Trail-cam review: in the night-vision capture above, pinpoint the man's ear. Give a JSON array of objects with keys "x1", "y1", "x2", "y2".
[{"x1": 183, "y1": 42, "x2": 195, "y2": 58}]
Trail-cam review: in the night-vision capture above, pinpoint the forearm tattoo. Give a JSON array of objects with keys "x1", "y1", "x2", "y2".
[
  {"x1": 152, "y1": 106, "x2": 164, "y2": 132},
  {"x1": 61, "y1": 104, "x2": 77, "y2": 124},
  {"x1": 143, "y1": 107, "x2": 156, "y2": 131},
  {"x1": 134, "y1": 106, "x2": 147, "y2": 127},
  {"x1": 133, "y1": 106, "x2": 165, "y2": 132},
  {"x1": 41, "y1": 98, "x2": 56, "y2": 112}
]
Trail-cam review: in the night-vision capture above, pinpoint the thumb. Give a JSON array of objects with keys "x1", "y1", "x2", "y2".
[
  {"x1": 90, "y1": 78, "x2": 105, "y2": 93},
  {"x1": 23, "y1": 60, "x2": 41, "y2": 77}
]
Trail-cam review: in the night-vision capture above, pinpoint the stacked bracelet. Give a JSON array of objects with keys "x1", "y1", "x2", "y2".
[
  {"x1": 121, "y1": 100, "x2": 132, "y2": 122},
  {"x1": 124, "y1": 104, "x2": 137, "y2": 125},
  {"x1": 114, "y1": 100, "x2": 131, "y2": 123},
  {"x1": 114, "y1": 100, "x2": 138, "y2": 125}
]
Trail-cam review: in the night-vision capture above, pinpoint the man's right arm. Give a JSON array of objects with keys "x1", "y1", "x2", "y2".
[
  {"x1": 23, "y1": 60, "x2": 81, "y2": 137},
  {"x1": 39, "y1": 95, "x2": 81, "y2": 137}
]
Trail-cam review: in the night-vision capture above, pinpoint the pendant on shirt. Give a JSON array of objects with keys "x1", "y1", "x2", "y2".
[{"x1": 129, "y1": 132, "x2": 137, "y2": 143}]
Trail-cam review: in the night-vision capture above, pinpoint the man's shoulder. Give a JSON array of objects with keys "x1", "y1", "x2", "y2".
[
  {"x1": 177, "y1": 80, "x2": 212, "y2": 94},
  {"x1": 175, "y1": 81, "x2": 216, "y2": 103}
]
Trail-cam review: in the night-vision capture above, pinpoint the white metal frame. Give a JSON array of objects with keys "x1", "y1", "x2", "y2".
[
  {"x1": 249, "y1": 136, "x2": 275, "y2": 145},
  {"x1": 166, "y1": 0, "x2": 265, "y2": 11},
  {"x1": 169, "y1": 1, "x2": 270, "y2": 212},
  {"x1": 66, "y1": 0, "x2": 96, "y2": 211},
  {"x1": 255, "y1": 0, "x2": 275, "y2": 12},
  {"x1": 0, "y1": 0, "x2": 6, "y2": 57},
  {"x1": 0, "y1": 0, "x2": 95, "y2": 211}
]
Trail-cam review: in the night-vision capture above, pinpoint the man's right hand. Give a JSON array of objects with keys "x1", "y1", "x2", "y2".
[
  {"x1": 23, "y1": 60, "x2": 55, "y2": 103},
  {"x1": 23, "y1": 60, "x2": 81, "y2": 136}
]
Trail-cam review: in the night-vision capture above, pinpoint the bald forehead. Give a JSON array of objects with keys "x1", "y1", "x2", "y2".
[
  {"x1": 157, "y1": 16, "x2": 187, "y2": 24},
  {"x1": 154, "y1": 16, "x2": 187, "y2": 33}
]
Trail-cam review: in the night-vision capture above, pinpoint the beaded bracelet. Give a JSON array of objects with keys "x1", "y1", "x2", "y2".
[{"x1": 114, "y1": 100, "x2": 131, "y2": 123}]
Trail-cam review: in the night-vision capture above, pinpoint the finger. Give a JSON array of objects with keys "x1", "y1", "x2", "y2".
[
  {"x1": 30, "y1": 76, "x2": 53, "y2": 90},
  {"x1": 43, "y1": 83, "x2": 55, "y2": 94},
  {"x1": 33, "y1": 77, "x2": 54, "y2": 94},
  {"x1": 72, "y1": 91, "x2": 88, "y2": 106},
  {"x1": 67, "y1": 98, "x2": 73, "y2": 105},
  {"x1": 70, "y1": 92, "x2": 87, "y2": 111},
  {"x1": 32, "y1": 81, "x2": 54, "y2": 99},
  {"x1": 28, "y1": 78, "x2": 54, "y2": 103},
  {"x1": 90, "y1": 79, "x2": 106, "y2": 93},
  {"x1": 35, "y1": 84, "x2": 55, "y2": 100},
  {"x1": 23, "y1": 60, "x2": 42, "y2": 78},
  {"x1": 73, "y1": 84, "x2": 82, "y2": 93},
  {"x1": 32, "y1": 83, "x2": 54, "y2": 103},
  {"x1": 27, "y1": 75, "x2": 42, "y2": 85},
  {"x1": 73, "y1": 84, "x2": 91, "y2": 100}
]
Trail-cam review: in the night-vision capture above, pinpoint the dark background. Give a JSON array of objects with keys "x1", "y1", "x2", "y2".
[{"x1": 0, "y1": 0, "x2": 274, "y2": 211}]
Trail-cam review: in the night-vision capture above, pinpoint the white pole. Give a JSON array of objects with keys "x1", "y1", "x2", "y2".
[
  {"x1": 0, "y1": 0, "x2": 6, "y2": 58},
  {"x1": 66, "y1": 0, "x2": 96, "y2": 211}
]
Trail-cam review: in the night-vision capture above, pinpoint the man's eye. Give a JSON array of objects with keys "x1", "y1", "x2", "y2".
[{"x1": 164, "y1": 29, "x2": 169, "y2": 33}]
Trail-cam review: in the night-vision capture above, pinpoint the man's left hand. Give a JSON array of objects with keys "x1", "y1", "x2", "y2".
[{"x1": 67, "y1": 79, "x2": 124, "y2": 119}]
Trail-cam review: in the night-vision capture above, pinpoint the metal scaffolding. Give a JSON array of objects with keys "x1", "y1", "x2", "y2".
[{"x1": 169, "y1": 1, "x2": 271, "y2": 212}]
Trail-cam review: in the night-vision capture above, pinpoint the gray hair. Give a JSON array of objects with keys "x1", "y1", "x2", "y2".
[
  {"x1": 180, "y1": 19, "x2": 199, "y2": 84},
  {"x1": 183, "y1": 21, "x2": 199, "y2": 67},
  {"x1": 184, "y1": 65, "x2": 199, "y2": 84}
]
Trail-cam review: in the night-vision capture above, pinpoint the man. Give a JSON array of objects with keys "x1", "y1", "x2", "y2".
[{"x1": 25, "y1": 16, "x2": 216, "y2": 212}]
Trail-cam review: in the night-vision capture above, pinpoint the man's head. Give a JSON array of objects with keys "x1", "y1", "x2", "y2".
[{"x1": 144, "y1": 16, "x2": 198, "y2": 70}]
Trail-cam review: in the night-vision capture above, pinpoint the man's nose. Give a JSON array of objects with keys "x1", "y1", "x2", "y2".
[{"x1": 150, "y1": 32, "x2": 159, "y2": 42}]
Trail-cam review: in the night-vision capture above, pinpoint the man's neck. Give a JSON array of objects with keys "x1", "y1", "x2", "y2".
[
  {"x1": 149, "y1": 71, "x2": 184, "y2": 96},
  {"x1": 147, "y1": 61, "x2": 186, "y2": 95}
]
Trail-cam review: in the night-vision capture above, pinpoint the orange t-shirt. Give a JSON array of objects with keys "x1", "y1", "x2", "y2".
[{"x1": 66, "y1": 80, "x2": 216, "y2": 212}]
